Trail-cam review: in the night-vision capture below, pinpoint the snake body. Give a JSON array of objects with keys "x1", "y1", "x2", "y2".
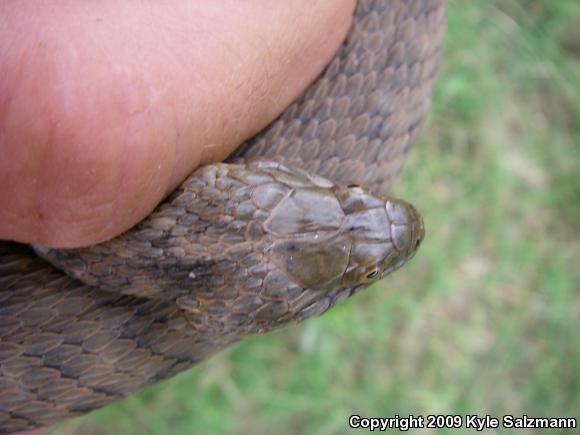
[{"x1": 0, "y1": 0, "x2": 446, "y2": 431}]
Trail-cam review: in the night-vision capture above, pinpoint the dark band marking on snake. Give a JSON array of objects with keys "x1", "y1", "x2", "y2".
[{"x1": 0, "y1": 1, "x2": 446, "y2": 431}]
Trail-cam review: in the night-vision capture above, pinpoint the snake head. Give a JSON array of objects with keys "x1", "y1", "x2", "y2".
[
  {"x1": 335, "y1": 184, "x2": 425, "y2": 287},
  {"x1": 35, "y1": 162, "x2": 424, "y2": 338},
  {"x1": 261, "y1": 178, "x2": 424, "y2": 329}
]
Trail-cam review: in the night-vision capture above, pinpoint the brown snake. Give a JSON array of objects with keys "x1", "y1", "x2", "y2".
[{"x1": 0, "y1": 0, "x2": 446, "y2": 431}]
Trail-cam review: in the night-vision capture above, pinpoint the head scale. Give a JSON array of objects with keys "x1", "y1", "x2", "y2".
[{"x1": 262, "y1": 182, "x2": 424, "y2": 330}]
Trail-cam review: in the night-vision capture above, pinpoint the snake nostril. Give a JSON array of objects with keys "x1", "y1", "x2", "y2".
[{"x1": 414, "y1": 237, "x2": 422, "y2": 250}]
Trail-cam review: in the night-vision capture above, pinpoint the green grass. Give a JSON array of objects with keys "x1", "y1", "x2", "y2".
[{"x1": 53, "y1": 1, "x2": 580, "y2": 434}]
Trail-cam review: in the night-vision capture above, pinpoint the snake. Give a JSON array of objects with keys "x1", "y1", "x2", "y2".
[{"x1": 0, "y1": 0, "x2": 446, "y2": 431}]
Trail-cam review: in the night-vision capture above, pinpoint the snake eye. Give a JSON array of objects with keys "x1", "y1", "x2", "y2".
[
  {"x1": 364, "y1": 268, "x2": 379, "y2": 281},
  {"x1": 347, "y1": 182, "x2": 369, "y2": 191}
]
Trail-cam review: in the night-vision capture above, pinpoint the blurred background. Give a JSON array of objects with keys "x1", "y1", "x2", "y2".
[{"x1": 54, "y1": 0, "x2": 579, "y2": 433}]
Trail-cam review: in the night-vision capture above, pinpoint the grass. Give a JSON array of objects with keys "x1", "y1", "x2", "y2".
[{"x1": 53, "y1": 1, "x2": 580, "y2": 434}]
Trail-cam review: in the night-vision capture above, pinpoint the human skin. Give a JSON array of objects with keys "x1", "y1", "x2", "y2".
[{"x1": 0, "y1": 0, "x2": 356, "y2": 249}]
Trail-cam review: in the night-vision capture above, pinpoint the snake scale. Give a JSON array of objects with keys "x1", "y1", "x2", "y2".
[{"x1": 0, "y1": 0, "x2": 446, "y2": 431}]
